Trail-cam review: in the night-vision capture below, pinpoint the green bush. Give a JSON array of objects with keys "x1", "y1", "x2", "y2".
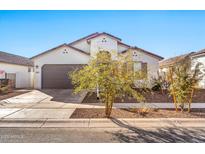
[
  {"x1": 0, "y1": 86, "x2": 9, "y2": 94},
  {"x1": 151, "y1": 76, "x2": 169, "y2": 92}
]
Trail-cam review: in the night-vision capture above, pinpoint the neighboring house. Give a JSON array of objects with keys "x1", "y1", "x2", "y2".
[
  {"x1": 0, "y1": 51, "x2": 34, "y2": 88},
  {"x1": 159, "y1": 49, "x2": 205, "y2": 89},
  {"x1": 31, "y1": 32, "x2": 163, "y2": 89}
]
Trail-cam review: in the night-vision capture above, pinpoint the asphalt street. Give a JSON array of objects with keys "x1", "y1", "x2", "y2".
[{"x1": 0, "y1": 127, "x2": 205, "y2": 143}]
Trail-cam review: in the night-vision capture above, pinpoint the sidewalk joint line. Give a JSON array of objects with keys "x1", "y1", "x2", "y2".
[
  {"x1": 40, "y1": 119, "x2": 48, "y2": 128},
  {"x1": 1, "y1": 108, "x2": 25, "y2": 119}
]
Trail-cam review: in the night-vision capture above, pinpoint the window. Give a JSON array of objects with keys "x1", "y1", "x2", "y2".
[
  {"x1": 28, "y1": 67, "x2": 34, "y2": 72},
  {"x1": 63, "y1": 49, "x2": 68, "y2": 54},
  {"x1": 141, "y1": 62, "x2": 148, "y2": 78},
  {"x1": 133, "y1": 51, "x2": 138, "y2": 57},
  {"x1": 134, "y1": 62, "x2": 147, "y2": 79},
  {"x1": 102, "y1": 38, "x2": 107, "y2": 43}
]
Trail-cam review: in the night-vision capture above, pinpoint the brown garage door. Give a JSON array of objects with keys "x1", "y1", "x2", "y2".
[{"x1": 42, "y1": 64, "x2": 84, "y2": 89}]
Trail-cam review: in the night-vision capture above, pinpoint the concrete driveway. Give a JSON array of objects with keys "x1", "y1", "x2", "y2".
[
  {"x1": 2, "y1": 90, "x2": 49, "y2": 104},
  {"x1": 1, "y1": 89, "x2": 86, "y2": 104},
  {"x1": 0, "y1": 89, "x2": 87, "y2": 120}
]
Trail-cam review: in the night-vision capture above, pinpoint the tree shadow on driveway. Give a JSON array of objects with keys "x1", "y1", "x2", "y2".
[{"x1": 109, "y1": 118, "x2": 205, "y2": 143}]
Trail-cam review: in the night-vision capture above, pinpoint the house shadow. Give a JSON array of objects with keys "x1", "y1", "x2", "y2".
[
  {"x1": 109, "y1": 118, "x2": 205, "y2": 143},
  {"x1": 39, "y1": 89, "x2": 85, "y2": 104},
  {"x1": 38, "y1": 89, "x2": 104, "y2": 107}
]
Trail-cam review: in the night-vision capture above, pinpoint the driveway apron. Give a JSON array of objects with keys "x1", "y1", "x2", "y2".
[{"x1": 0, "y1": 89, "x2": 87, "y2": 120}]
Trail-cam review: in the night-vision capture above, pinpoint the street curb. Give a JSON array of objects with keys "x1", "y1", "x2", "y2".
[
  {"x1": 0, "y1": 118, "x2": 205, "y2": 128},
  {"x1": 1, "y1": 118, "x2": 205, "y2": 122}
]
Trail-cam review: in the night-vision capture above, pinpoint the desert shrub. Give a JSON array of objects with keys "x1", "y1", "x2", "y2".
[
  {"x1": 0, "y1": 86, "x2": 9, "y2": 94},
  {"x1": 70, "y1": 50, "x2": 147, "y2": 118},
  {"x1": 168, "y1": 55, "x2": 204, "y2": 112},
  {"x1": 138, "y1": 106, "x2": 150, "y2": 117},
  {"x1": 151, "y1": 75, "x2": 169, "y2": 92}
]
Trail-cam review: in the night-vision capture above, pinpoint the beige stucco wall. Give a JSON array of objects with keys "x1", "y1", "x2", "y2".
[
  {"x1": 118, "y1": 44, "x2": 129, "y2": 52},
  {"x1": 90, "y1": 35, "x2": 118, "y2": 59},
  {"x1": 32, "y1": 35, "x2": 161, "y2": 89},
  {"x1": 71, "y1": 35, "x2": 129, "y2": 54},
  {"x1": 131, "y1": 49, "x2": 160, "y2": 79},
  {"x1": 122, "y1": 49, "x2": 161, "y2": 88},
  {"x1": 31, "y1": 45, "x2": 90, "y2": 89},
  {"x1": 70, "y1": 40, "x2": 90, "y2": 53},
  {"x1": 0, "y1": 62, "x2": 33, "y2": 88},
  {"x1": 192, "y1": 55, "x2": 205, "y2": 88}
]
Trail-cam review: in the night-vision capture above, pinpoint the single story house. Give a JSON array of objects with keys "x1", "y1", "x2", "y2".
[
  {"x1": 159, "y1": 49, "x2": 205, "y2": 89},
  {"x1": 0, "y1": 51, "x2": 34, "y2": 88},
  {"x1": 31, "y1": 32, "x2": 163, "y2": 89},
  {"x1": 0, "y1": 32, "x2": 163, "y2": 89}
]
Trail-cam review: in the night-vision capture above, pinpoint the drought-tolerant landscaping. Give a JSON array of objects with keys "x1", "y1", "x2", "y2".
[
  {"x1": 69, "y1": 51, "x2": 205, "y2": 119},
  {"x1": 70, "y1": 108, "x2": 205, "y2": 119},
  {"x1": 82, "y1": 89, "x2": 205, "y2": 103}
]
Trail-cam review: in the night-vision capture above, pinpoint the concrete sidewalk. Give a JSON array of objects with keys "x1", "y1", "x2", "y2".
[
  {"x1": 0, "y1": 118, "x2": 205, "y2": 128},
  {"x1": 1, "y1": 102, "x2": 205, "y2": 109}
]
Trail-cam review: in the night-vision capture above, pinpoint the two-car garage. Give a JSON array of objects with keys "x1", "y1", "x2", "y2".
[
  {"x1": 31, "y1": 44, "x2": 90, "y2": 89},
  {"x1": 41, "y1": 64, "x2": 84, "y2": 89}
]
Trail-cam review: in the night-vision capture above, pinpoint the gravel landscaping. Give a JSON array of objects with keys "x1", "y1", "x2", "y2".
[
  {"x1": 82, "y1": 89, "x2": 205, "y2": 103},
  {"x1": 70, "y1": 108, "x2": 205, "y2": 118}
]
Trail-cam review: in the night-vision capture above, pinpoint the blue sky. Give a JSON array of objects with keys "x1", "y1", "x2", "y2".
[{"x1": 0, "y1": 10, "x2": 205, "y2": 58}]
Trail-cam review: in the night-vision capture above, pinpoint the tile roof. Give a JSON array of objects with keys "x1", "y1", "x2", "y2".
[
  {"x1": 159, "y1": 52, "x2": 195, "y2": 68},
  {"x1": 0, "y1": 51, "x2": 33, "y2": 66},
  {"x1": 160, "y1": 48, "x2": 205, "y2": 68},
  {"x1": 192, "y1": 48, "x2": 205, "y2": 57}
]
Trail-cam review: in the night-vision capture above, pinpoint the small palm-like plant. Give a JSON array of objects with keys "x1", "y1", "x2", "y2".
[{"x1": 168, "y1": 55, "x2": 204, "y2": 112}]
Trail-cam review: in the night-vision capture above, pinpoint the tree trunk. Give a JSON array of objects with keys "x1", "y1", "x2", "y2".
[
  {"x1": 180, "y1": 103, "x2": 184, "y2": 112},
  {"x1": 105, "y1": 102, "x2": 112, "y2": 118},
  {"x1": 105, "y1": 92, "x2": 109, "y2": 116},
  {"x1": 168, "y1": 68, "x2": 178, "y2": 111},
  {"x1": 104, "y1": 92, "x2": 114, "y2": 118},
  {"x1": 188, "y1": 89, "x2": 194, "y2": 113}
]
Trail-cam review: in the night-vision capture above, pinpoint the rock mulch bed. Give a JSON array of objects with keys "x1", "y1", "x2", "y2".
[
  {"x1": 82, "y1": 89, "x2": 205, "y2": 103},
  {"x1": 70, "y1": 108, "x2": 205, "y2": 119}
]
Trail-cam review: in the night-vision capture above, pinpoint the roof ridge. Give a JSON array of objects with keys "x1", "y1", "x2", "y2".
[
  {"x1": 159, "y1": 52, "x2": 195, "y2": 68},
  {"x1": 87, "y1": 32, "x2": 122, "y2": 41},
  {"x1": 68, "y1": 32, "x2": 99, "y2": 45},
  {"x1": 192, "y1": 48, "x2": 205, "y2": 56},
  {"x1": 160, "y1": 52, "x2": 195, "y2": 62}
]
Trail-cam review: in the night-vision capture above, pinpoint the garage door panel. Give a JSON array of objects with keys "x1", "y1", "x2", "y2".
[{"x1": 42, "y1": 64, "x2": 84, "y2": 89}]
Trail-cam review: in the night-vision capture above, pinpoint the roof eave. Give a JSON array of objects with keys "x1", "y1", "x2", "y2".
[
  {"x1": 0, "y1": 61, "x2": 34, "y2": 67},
  {"x1": 122, "y1": 47, "x2": 164, "y2": 60},
  {"x1": 87, "y1": 32, "x2": 122, "y2": 42},
  {"x1": 30, "y1": 43, "x2": 90, "y2": 60}
]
